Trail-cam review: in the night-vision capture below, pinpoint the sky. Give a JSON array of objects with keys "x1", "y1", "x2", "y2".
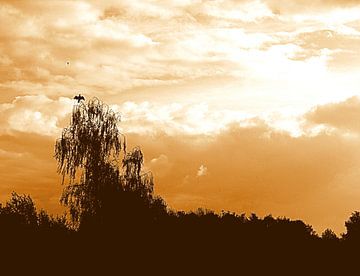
[{"x1": 1, "y1": 0, "x2": 360, "y2": 234}]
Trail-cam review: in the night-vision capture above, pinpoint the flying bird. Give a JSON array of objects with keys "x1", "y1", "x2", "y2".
[{"x1": 74, "y1": 94, "x2": 85, "y2": 103}]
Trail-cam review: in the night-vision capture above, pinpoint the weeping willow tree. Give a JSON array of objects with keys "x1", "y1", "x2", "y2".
[{"x1": 55, "y1": 98, "x2": 155, "y2": 227}]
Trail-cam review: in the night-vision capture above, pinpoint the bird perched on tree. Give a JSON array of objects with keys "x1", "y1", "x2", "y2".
[{"x1": 74, "y1": 94, "x2": 85, "y2": 103}]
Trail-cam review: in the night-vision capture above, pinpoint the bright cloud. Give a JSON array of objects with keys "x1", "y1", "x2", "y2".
[
  {"x1": 0, "y1": 95, "x2": 73, "y2": 136},
  {"x1": 197, "y1": 165, "x2": 208, "y2": 177}
]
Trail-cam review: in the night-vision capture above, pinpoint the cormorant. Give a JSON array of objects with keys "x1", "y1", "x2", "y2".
[{"x1": 74, "y1": 94, "x2": 85, "y2": 103}]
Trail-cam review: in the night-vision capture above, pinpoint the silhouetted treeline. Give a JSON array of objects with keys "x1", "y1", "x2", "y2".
[{"x1": 1, "y1": 189, "x2": 360, "y2": 274}]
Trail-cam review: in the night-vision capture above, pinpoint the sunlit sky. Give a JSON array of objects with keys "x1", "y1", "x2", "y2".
[{"x1": 1, "y1": 0, "x2": 360, "y2": 234}]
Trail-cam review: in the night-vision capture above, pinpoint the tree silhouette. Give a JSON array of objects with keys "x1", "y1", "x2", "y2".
[
  {"x1": 0, "y1": 192, "x2": 68, "y2": 234},
  {"x1": 1, "y1": 192, "x2": 37, "y2": 226},
  {"x1": 122, "y1": 146, "x2": 154, "y2": 197},
  {"x1": 55, "y1": 98, "x2": 124, "y2": 226},
  {"x1": 321, "y1": 228, "x2": 338, "y2": 241},
  {"x1": 343, "y1": 211, "x2": 360, "y2": 242},
  {"x1": 54, "y1": 97, "x2": 159, "y2": 229}
]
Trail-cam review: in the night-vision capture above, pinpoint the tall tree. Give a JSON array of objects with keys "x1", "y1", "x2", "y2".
[
  {"x1": 55, "y1": 98, "x2": 124, "y2": 225},
  {"x1": 55, "y1": 97, "x2": 157, "y2": 228}
]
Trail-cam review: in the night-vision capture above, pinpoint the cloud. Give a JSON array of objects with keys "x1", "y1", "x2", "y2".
[
  {"x1": 306, "y1": 96, "x2": 360, "y2": 132},
  {"x1": 0, "y1": 95, "x2": 73, "y2": 136},
  {"x1": 197, "y1": 164, "x2": 208, "y2": 177},
  {"x1": 115, "y1": 100, "x2": 255, "y2": 135},
  {"x1": 265, "y1": 0, "x2": 360, "y2": 15},
  {"x1": 269, "y1": 29, "x2": 360, "y2": 70},
  {"x1": 148, "y1": 154, "x2": 172, "y2": 177},
  {"x1": 1, "y1": 0, "x2": 360, "y2": 110},
  {"x1": 0, "y1": 95, "x2": 255, "y2": 138}
]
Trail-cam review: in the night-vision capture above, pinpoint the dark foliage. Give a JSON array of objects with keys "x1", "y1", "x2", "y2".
[{"x1": 1, "y1": 189, "x2": 360, "y2": 274}]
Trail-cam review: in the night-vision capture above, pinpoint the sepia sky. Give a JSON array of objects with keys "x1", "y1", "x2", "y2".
[{"x1": 1, "y1": 0, "x2": 360, "y2": 234}]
